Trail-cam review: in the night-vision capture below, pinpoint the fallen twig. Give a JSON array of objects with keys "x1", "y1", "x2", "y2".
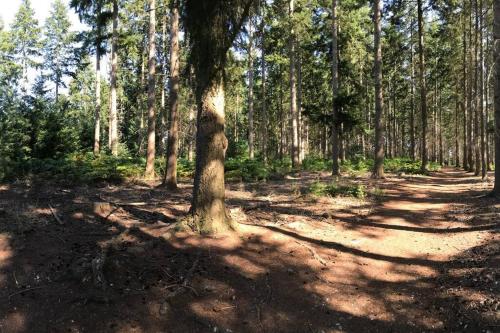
[
  {"x1": 165, "y1": 253, "x2": 200, "y2": 299},
  {"x1": 294, "y1": 240, "x2": 328, "y2": 266},
  {"x1": 48, "y1": 204, "x2": 64, "y2": 225},
  {"x1": 8, "y1": 286, "x2": 44, "y2": 300}
]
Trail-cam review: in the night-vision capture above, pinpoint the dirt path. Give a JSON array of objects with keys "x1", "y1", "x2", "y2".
[{"x1": 0, "y1": 168, "x2": 498, "y2": 332}]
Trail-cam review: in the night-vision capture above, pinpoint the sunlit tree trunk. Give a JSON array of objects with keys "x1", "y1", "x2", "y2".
[
  {"x1": 185, "y1": 0, "x2": 252, "y2": 233},
  {"x1": 109, "y1": 0, "x2": 119, "y2": 156},
  {"x1": 145, "y1": 0, "x2": 157, "y2": 179},
  {"x1": 165, "y1": 1, "x2": 180, "y2": 188},
  {"x1": 372, "y1": 0, "x2": 384, "y2": 178},
  {"x1": 417, "y1": 0, "x2": 428, "y2": 172}
]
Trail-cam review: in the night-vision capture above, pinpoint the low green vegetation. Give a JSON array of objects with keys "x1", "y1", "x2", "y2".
[
  {"x1": 309, "y1": 181, "x2": 366, "y2": 199},
  {"x1": 0, "y1": 151, "x2": 443, "y2": 184}
]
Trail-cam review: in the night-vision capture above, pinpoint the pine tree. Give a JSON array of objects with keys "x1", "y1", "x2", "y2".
[
  {"x1": 43, "y1": 0, "x2": 74, "y2": 103},
  {"x1": 9, "y1": 0, "x2": 41, "y2": 93}
]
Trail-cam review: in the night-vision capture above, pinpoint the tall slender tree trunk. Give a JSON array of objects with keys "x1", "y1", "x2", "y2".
[
  {"x1": 261, "y1": 4, "x2": 268, "y2": 164},
  {"x1": 492, "y1": 0, "x2": 500, "y2": 196},
  {"x1": 410, "y1": 19, "x2": 416, "y2": 161},
  {"x1": 248, "y1": 19, "x2": 255, "y2": 159},
  {"x1": 417, "y1": 0, "x2": 428, "y2": 172},
  {"x1": 145, "y1": 0, "x2": 157, "y2": 179},
  {"x1": 474, "y1": 0, "x2": 481, "y2": 176},
  {"x1": 289, "y1": 0, "x2": 300, "y2": 168},
  {"x1": 331, "y1": 0, "x2": 341, "y2": 175},
  {"x1": 372, "y1": 0, "x2": 384, "y2": 178},
  {"x1": 165, "y1": 1, "x2": 180, "y2": 188},
  {"x1": 298, "y1": 53, "x2": 305, "y2": 162},
  {"x1": 479, "y1": 0, "x2": 486, "y2": 179},
  {"x1": 94, "y1": 47, "x2": 101, "y2": 156},
  {"x1": 109, "y1": 0, "x2": 119, "y2": 156},
  {"x1": 455, "y1": 99, "x2": 460, "y2": 167},
  {"x1": 463, "y1": 3, "x2": 468, "y2": 170},
  {"x1": 468, "y1": 3, "x2": 475, "y2": 171},
  {"x1": 160, "y1": 11, "x2": 168, "y2": 155}
]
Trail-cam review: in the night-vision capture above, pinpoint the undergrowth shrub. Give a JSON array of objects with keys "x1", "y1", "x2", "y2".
[{"x1": 309, "y1": 181, "x2": 366, "y2": 199}]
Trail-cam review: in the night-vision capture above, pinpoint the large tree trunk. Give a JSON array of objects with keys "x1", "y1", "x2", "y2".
[
  {"x1": 94, "y1": 47, "x2": 101, "y2": 156},
  {"x1": 145, "y1": 0, "x2": 157, "y2": 179},
  {"x1": 331, "y1": 0, "x2": 340, "y2": 175},
  {"x1": 109, "y1": 0, "x2": 119, "y2": 156},
  {"x1": 372, "y1": 0, "x2": 384, "y2": 178},
  {"x1": 289, "y1": 0, "x2": 300, "y2": 168},
  {"x1": 164, "y1": 2, "x2": 180, "y2": 188},
  {"x1": 417, "y1": 0, "x2": 428, "y2": 172},
  {"x1": 493, "y1": 0, "x2": 500, "y2": 196},
  {"x1": 184, "y1": 0, "x2": 252, "y2": 233}
]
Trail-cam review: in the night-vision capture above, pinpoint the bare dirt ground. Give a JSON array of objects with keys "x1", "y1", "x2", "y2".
[{"x1": 0, "y1": 168, "x2": 498, "y2": 332}]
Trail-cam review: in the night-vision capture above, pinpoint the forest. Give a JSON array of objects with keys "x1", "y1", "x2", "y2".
[{"x1": 0, "y1": 0, "x2": 499, "y2": 331}]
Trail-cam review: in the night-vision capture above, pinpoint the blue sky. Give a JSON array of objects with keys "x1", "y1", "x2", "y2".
[{"x1": 1, "y1": 0, "x2": 86, "y2": 31}]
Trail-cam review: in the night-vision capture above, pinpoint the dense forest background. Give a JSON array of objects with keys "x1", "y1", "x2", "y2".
[{"x1": 0, "y1": 0, "x2": 497, "y2": 185}]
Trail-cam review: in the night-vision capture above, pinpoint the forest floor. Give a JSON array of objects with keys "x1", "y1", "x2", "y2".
[{"x1": 0, "y1": 168, "x2": 498, "y2": 333}]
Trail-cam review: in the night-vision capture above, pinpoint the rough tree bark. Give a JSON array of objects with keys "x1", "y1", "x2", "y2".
[
  {"x1": 164, "y1": 1, "x2": 180, "y2": 188},
  {"x1": 372, "y1": 0, "x2": 384, "y2": 178},
  {"x1": 183, "y1": 0, "x2": 253, "y2": 233},
  {"x1": 145, "y1": 0, "x2": 157, "y2": 179}
]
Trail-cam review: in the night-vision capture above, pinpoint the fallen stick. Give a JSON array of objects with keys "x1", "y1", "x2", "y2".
[
  {"x1": 48, "y1": 205, "x2": 64, "y2": 225},
  {"x1": 165, "y1": 254, "x2": 200, "y2": 299},
  {"x1": 8, "y1": 286, "x2": 44, "y2": 300},
  {"x1": 294, "y1": 241, "x2": 327, "y2": 266}
]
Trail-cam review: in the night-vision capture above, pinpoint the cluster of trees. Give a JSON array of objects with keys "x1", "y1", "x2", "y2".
[{"x1": 0, "y1": 0, "x2": 499, "y2": 232}]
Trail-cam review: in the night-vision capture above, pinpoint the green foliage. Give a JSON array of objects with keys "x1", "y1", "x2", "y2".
[
  {"x1": 309, "y1": 181, "x2": 366, "y2": 199},
  {"x1": 384, "y1": 158, "x2": 441, "y2": 174},
  {"x1": 302, "y1": 155, "x2": 333, "y2": 172},
  {"x1": 24, "y1": 153, "x2": 144, "y2": 183}
]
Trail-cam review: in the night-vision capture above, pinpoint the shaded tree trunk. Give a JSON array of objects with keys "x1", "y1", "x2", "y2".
[
  {"x1": 372, "y1": 0, "x2": 384, "y2": 178},
  {"x1": 145, "y1": 0, "x2": 157, "y2": 179},
  {"x1": 164, "y1": 1, "x2": 180, "y2": 188}
]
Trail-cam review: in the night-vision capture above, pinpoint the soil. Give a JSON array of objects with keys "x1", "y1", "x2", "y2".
[{"x1": 0, "y1": 168, "x2": 498, "y2": 333}]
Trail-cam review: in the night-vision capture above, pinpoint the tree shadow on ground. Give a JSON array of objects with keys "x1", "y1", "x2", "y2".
[{"x1": 0, "y1": 177, "x2": 497, "y2": 332}]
